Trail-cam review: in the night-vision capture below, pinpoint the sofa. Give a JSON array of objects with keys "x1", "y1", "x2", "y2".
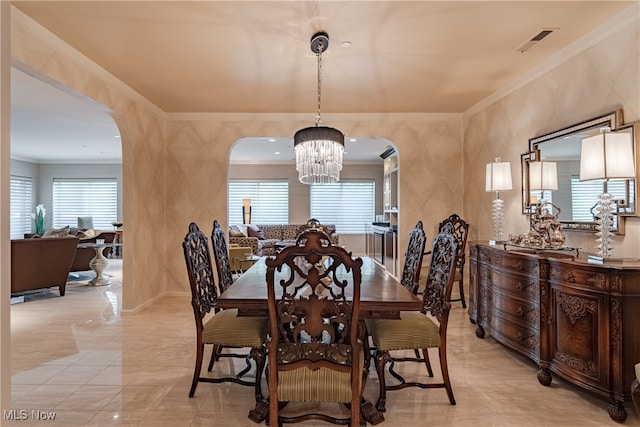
[
  {"x1": 11, "y1": 236, "x2": 79, "y2": 296},
  {"x1": 229, "y1": 223, "x2": 339, "y2": 256},
  {"x1": 25, "y1": 228, "x2": 117, "y2": 272}
]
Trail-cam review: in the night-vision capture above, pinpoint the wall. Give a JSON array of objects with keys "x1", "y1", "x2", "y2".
[
  {"x1": 228, "y1": 161, "x2": 384, "y2": 254},
  {"x1": 463, "y1": 12, "x2": 640, "y2": 257},
  {"x1": 164, "y1": 114, "x2": 463, "y2": 294},
  {"x1": 11, "y1": 8, "x2": 167, "y2": 311}
]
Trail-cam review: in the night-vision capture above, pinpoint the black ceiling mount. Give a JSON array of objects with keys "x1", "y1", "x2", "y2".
[{"x1": 310, "y1": 32, "x2": 329, "y2": 54}]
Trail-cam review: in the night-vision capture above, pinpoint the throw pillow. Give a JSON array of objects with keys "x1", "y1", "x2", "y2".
[
  {"x1": 42, "y1": 226, "x2": 71, "y2": 238},
  {"x1": 236, "y1": 224, "x2": 249, "y2": 237},
  {"x1": 229, "y1": 230, "x2": 245, "y2": 237},
  {"x1": 77, "y1": 229, "x2": 97, "y2": 239},
  {"x1": 247, "y1": 224, "x2": 265, "y2": 240}
]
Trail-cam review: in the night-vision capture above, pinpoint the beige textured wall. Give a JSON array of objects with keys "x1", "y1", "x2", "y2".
[
  {"x1": 164, "y1": 115, "x2": 463, "y2": 294},
  {"x1": 463, "y1": 15, "x2": 640, "y2": 257}
]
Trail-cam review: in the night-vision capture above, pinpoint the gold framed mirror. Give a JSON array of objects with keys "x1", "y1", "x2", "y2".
[{"x1": 521, "y1": 109, "x2": 637, "y2": 233}]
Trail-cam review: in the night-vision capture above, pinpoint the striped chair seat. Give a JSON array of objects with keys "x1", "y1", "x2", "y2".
[
  {"x1": 202, "y1": 308, "x2": 268, "y2": 348},
  {"x1": 366, "y1": 312, "x2": 439, "y2": 352},
  {"x1": 276, "y1": 350, "x2": 364, "y2": 403}
]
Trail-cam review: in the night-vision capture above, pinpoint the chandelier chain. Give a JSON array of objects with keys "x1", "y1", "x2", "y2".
[{"x1": 316, "y1": 41, "x2": 323, "y2": 126}]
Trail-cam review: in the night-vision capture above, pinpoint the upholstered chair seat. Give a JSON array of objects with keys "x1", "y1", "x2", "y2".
[
  {"x1": 202, "y1": 308, "x2": 268, "y2": 348},
  {"x1": 367, "y1": 312, "x2": 440, "y2": 351},
  {"x1": 275, "y1": 348, "x2": 364, "y2": 403}
]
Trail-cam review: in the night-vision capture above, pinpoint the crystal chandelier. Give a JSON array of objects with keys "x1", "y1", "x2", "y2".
[{"x1": 294, "y1": 32, "x2": 345, "y2": 185}]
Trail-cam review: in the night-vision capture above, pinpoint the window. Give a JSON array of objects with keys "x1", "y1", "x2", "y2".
[
  {"x1": 10, "y1": 176, "x2": 33, "y2": 239},
  {"x1": 310, "y1": 181, "x2": 375, "y2": 234},
  {"x1": 52, "y1": 179, "x2": 118, "y2": 229},
  {"x1": 228, "y1": 181, "x2": 289, "y2": 225}
]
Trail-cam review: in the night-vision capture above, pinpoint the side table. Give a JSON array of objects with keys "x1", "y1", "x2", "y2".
[
  {"x1": 232, "y1": 254, "x2": 261, "y2": 275},
  {"x1": 77, "y1": 242, "x2": 121, "y2": 286}
]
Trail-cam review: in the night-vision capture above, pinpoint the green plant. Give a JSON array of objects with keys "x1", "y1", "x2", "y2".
[{"x1": 32, "y1": 204, "x2": 46, "y2": 235}]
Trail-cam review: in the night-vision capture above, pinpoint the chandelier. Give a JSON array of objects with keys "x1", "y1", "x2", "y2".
[{"x1": 294, "y1": 32, "x2": 345, "y2": 185}]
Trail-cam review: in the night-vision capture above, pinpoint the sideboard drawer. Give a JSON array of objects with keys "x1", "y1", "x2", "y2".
[
  {"x1": 549, "y1": 264, "x2": 609, "y2": 291},
  {"x1": 490, "y1": 269, "x2": 539, "y2": 299},
  {"x1": 489, "y1": 250, "x2": 539, "y2": 275},
  {"x1": 492, "y1": 287, "x2": 539, "y2": 327},
  {"x1": 489, "y1": 310, "x2": 540, "y2": 357}
]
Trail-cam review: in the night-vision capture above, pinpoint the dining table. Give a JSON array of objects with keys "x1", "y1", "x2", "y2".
[{"x1": 217, "y1": 255, "x2": 423, "y2": 425}]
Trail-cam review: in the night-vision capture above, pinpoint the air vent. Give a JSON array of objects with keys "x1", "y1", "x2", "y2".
[{"x1": 515, "y1": 28, "x2": 557, "y2": 53}]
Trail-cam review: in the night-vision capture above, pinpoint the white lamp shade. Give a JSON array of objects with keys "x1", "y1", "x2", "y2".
[
  {"x1": 580, "y1": 132, "x2": 635, "y2": 181},
  {"x1": 486, "y1": 161, "x2": 513, "y2": 192},
  {"x1": 529, "y1": 161, "x2": 558, "y2": 191}
]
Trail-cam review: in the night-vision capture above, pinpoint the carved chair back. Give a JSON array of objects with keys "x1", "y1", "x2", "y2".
[
  {"x1": 438, "y1": 214, "x2": 468, "y2": 274},
  {"x1": 265, "y1": 229, "x2": 363, "y2": 372},
  {"x1": 211, "y1": 219, "x2": 234, "y2": 293},
  {"x1": 182, "y1": 222, "x2": 219, "y2": 328},
  {"x1": 400, "y1": 221, "x2": 427, "y2": 294},
  {"x1": 421, "y1": 231, "x2": 458, "y2": 325}
]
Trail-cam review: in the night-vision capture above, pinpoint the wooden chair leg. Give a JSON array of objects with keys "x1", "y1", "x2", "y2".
[
  {"x1": 421, "y1": 348, "x2": 434, "y2": 377},
  {"x1": 207, "y1": 344, "x2": 220, "y2": 372},
  {"x1": 459, "y1": 276, "x2": 466, "y2": 308},
  {"x1": 189, "y1": 342, "x2": 204, "y2": 397},
  {"x1": 374, "y1": 350, "x2": 389, "y2": 412},
  {"x1": 438, "y1": 346, "x2": 456, "y2": 405}
]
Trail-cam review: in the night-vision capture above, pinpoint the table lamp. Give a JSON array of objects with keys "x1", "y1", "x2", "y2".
[
  {"x1": 486, "y1": 158, "x2": 513, "y2": 243},
  {"x1": 529, "y1": 160, "x2": 558, "y2": 212},
  {"x1": 579, "y1": 128, "x2": 635, "y2": 261},
  {"x1": 242, "y1": 198, "x2": 252, "y2": 224}
]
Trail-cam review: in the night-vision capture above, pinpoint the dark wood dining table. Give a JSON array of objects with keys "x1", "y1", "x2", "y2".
[
  {"x1": 217, "y1": 256, "x2": 422, "y2": 318},
  {"x1": 217, "y1": 255, "x2": 422, "y2": 425}
]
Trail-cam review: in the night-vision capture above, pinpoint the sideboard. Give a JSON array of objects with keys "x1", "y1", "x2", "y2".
[{"x1": 468, "y1": 242, "x2": 640, "y2": 422}]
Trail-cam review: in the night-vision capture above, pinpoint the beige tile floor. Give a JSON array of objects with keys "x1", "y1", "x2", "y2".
[{"x1": 9, "y1": 259, "x2": 640, "y2": 426}]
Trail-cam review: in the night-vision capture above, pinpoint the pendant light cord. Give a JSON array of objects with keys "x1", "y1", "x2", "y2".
[{"x1": 315, "y1": 40, "x2": 323, "y2": 127}]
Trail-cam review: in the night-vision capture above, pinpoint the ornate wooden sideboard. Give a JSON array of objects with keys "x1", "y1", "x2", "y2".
[{"x1": 468, "y1": 242, "x2": 640, "y2": 422}]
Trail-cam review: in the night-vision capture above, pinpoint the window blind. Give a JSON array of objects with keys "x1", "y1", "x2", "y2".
[
  {"x1": 10, "y1": 176, "x2": 33, "y2": 239},
  {"x1": 53, "y1": 179, "x2": 118, "y2": 229},
  {"x1": 570, "y1": 177, "x2": 626, "y2": 228},
  {"x1": 310, "y1": 181, "x2": 375, "y2": 234},
  {"x1": 228, "y1": 181, "x2": 289, "y2": 225}
]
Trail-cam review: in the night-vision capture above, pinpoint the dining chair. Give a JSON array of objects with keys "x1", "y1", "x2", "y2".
[
  {"x1": 182, "y1": 222, "x2": 268, "y2": 421},
  {"x1": 265, "y1": 229, "x2": 366, "y2": 427},
  {"x1": 365, "y1": 230, "x2": 458, "y2": 412},
  {"x1": 211, "y1": 219, "x2": 235, "y2": 293},
  {"x1": 400, "y1": 220, "x2": 427, "y2": 294},
  {"x1": 437, "y1": 213, "x2": 469, "y2": 307}
]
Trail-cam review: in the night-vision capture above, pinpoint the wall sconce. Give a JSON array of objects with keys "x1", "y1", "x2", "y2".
[
  {"x1": 579, "y1": 127, "x2": 635, "y2": 261},
  {"x1": 242, "y1": 198, "x2": 252, "y2": 225},
  {"x1": 486, "y1": 158, "x2": 513, "y2": 243},
  {"x1": 529, "y1": 160, "x2": 558, "y2": 210}
]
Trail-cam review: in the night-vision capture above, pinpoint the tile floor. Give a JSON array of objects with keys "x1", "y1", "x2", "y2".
[{"x1": 8, "y1": 259, "x2": 640, "y2": 426}]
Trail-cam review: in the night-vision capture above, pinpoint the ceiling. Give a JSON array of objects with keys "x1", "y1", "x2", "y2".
[{"x1": 10, "y1": 1, "x2": 636, "y2": 164}]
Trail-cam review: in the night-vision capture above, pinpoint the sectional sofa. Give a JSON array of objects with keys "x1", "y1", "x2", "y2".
[{"x1": 229, "y1": 223, "x2": 339, "y2": 256}]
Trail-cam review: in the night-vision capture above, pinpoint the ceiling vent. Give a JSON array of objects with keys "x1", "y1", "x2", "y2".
[{"x1": 515, "y1": 28, "x2": 557, "y2": 53}]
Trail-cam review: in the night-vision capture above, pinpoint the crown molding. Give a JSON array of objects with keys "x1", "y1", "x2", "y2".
[{"x1": 166, "y1": 112, "x2": 462, "y2": 122}]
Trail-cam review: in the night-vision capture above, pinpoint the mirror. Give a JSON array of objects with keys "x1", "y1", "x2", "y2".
[{"x1": 521, "y1": 110, "x2": 637, "y2": 233}]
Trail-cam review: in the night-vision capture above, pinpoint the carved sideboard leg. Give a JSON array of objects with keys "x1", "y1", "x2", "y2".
[
  {"x1": 537, "y1": 368, "x2": 552, "y2": 386},
  {"x1": 475, "y1": 325, "x2": 485, "y2": 338},
  {"x1": 607, "y1": 399, "x2": 627, "y2": 423}
]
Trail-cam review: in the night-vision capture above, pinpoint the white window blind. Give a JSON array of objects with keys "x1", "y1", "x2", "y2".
[
  {"x1": 310, "y1": 181, "x2": 375, "y2": 234},
  {"x1": 570, "y1": 177, "x2": 626, "y2": 227},
  {"x1": 228, "y1": 181, "x2": 289, "y2": 225},
  {"x1": 53, "y1": 179, "x2": 118, "y2": 229},
  {"x1": 10, "y1": 176, "x2": 33, "y2": 239}
]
